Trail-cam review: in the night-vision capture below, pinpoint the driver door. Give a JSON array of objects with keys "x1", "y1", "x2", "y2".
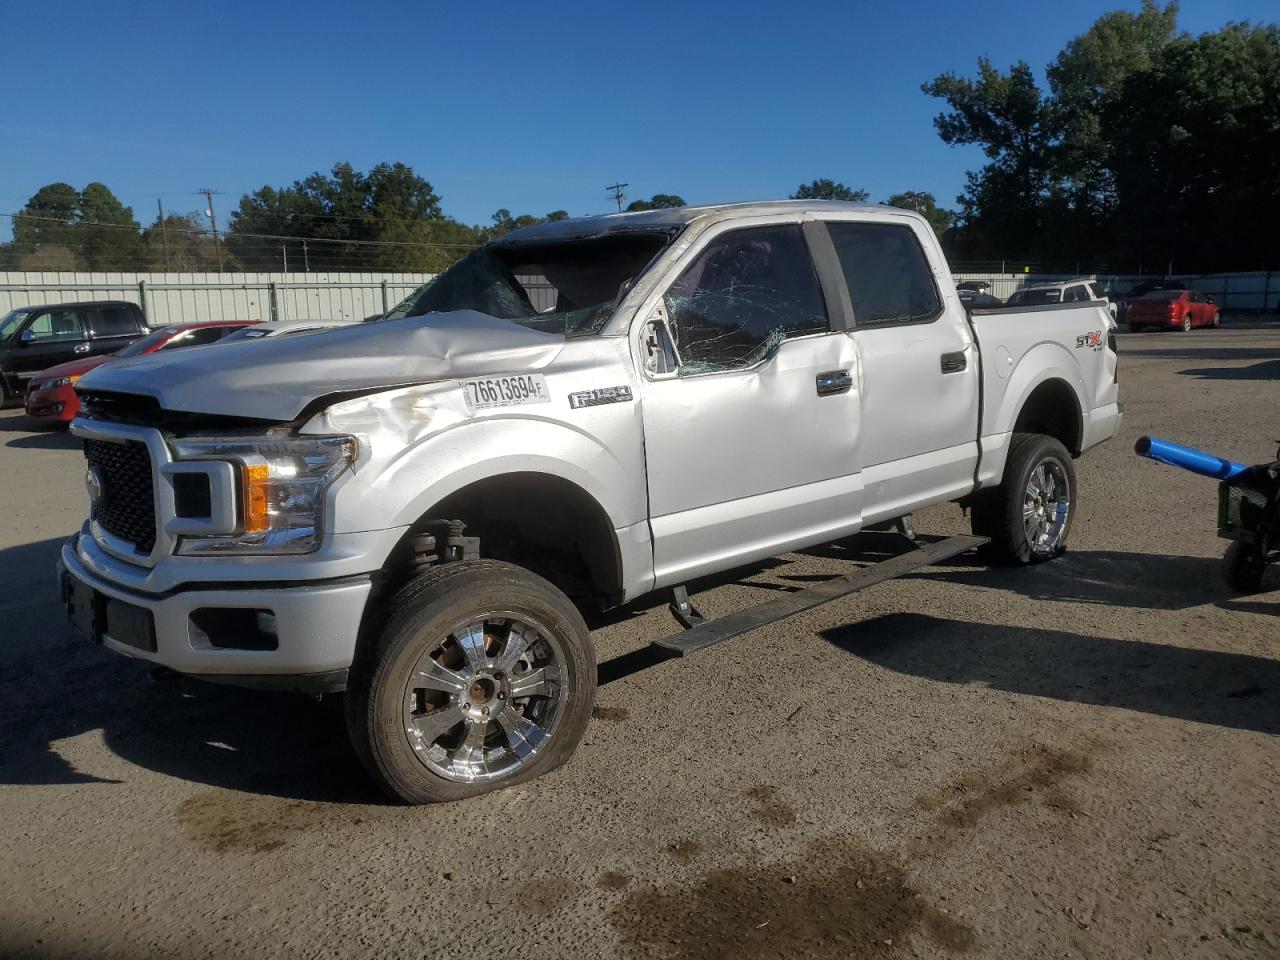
[
  {"x1": 11, "y1": 308, "x2": 88, "y2": 385},
  {"x1": 635, "y1": 220, "x2": 862, "y2": 587}
]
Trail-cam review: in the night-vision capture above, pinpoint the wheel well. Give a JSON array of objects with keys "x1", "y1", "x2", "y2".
[
  {"x1": 390, "y1": 473, "x2": 623, "y2": 609},
  {"x1": 1013, "y1": 379, "x2": 1082, "y2": 455}
]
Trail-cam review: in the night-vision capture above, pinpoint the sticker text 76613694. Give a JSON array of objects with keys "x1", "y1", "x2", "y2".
[{"x1": 461, "y1": 374, "x2": 551, "y2": 410}]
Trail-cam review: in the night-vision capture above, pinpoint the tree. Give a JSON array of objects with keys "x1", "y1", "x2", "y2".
[
  {"x1": 142, "y1": 212, "x2": 226, "y2": 271},
  {"x1": 922, "y1": 59, "x2": 1055, "y2": 260},
  {"x1": 790, "y1": 180, "x2": 869, "y2": 202},
  {"x1": 886, "y1": 191, "x2": 954, "y2": 236},
  {"x1": 1105, "y1": 22, "x2": 1280, "y2": 271},
  {"x1": 77, "y1": 182, "x2": 141, "y2": 270},
  {"x1": 545, "y1": 210, "x2": 570, "y2": 222},
  {"x1": 227, "y1": 162, "x2": 464, "y2": 271},
  {"x1": 11, "y1": 183, "x2": 82, "y2": 258},
  {"x1": 626, "y1": 193, "x2": 686, "y2": 211}
]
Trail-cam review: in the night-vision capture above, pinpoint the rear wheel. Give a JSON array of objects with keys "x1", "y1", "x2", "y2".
[
  {"x1": 346, "y1": 559, "x2": 596, "y2": 803},
  {"x1": 1211, "y1": 310, "x2": 1221, "y2": 328},
  {"x1": 972, "y1": 433, "x2": 1076, "y2": 565}
]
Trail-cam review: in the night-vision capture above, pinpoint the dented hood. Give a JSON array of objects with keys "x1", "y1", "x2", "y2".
[{"x1": 77, "y1": 311, "x2": 566, "y2": 421}]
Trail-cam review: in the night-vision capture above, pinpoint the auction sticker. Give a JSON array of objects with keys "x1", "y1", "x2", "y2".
[{"x1": 461, "y1": 374, "x2": 551, "y2": 410}]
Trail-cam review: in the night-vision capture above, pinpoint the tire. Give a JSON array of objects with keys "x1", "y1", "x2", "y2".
[
  {"x1": 971, "y1": 433, "x2": 1077, "y2": 565},
  {"x1": 1211, "y1": 310, "x2": 1221, "y2": 328},
  {"x1": 1222, "y1": 540, "x2": 1266, "y2": 593},
  {"x1": 345, "y1": 559, "x2": 596, "y2": 803},
  {"x1": 1181, "y1": 315, "x2": 1192, "y2": 333}
]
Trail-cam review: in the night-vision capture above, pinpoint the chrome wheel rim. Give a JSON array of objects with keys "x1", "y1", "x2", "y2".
[
  {"x1": 1023, "y1": 458, "x2": 1071, "y2": 556},
  {"x1": 403, "y1": 613, "x2": 568, "y2": 783}
]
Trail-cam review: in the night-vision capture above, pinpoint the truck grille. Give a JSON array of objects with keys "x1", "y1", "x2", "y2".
[{"x1": 84, "y1": 438, "x2": 156, "y2": 553}]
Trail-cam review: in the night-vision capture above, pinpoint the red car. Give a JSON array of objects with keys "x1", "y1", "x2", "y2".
[
  {"x1": 24, "y1": 321, "x2": 257, "y2": 423},
  {"x1": 1125, "y1": 289, "x2": 1221, "y2": 333}
]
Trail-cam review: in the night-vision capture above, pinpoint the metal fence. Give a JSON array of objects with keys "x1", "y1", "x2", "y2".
[
  {"x1": 0, "y1": 272, "x2": 437, "y2": 326},
  {"x1": 1, "y1": 268, "x2": 1274, "y2": 327},
  {"x1": 952, "y1": 270, "x2": 1280, "y2": 312}
]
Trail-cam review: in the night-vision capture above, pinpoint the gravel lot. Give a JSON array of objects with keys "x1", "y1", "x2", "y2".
[{"x1": 2, "y1": 323, "x2": 1278, "y2": 959}]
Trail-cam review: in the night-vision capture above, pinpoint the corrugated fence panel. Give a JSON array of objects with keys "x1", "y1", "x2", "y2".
[{"x1": 0, "y1": 272, "x2": 436, "y2": 326}]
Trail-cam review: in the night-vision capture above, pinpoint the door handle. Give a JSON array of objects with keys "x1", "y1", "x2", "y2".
[
  {"x1": 816, "y1": 370, "x2": 852, "y2": 396},
  {"x1": 940, "y1": 351, "x2": 966, "y2": 374},
  {"x1": 74, "y1": 343, "x2": 90, "y2": 354}
]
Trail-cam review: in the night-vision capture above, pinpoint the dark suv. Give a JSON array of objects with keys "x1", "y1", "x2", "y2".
[{"x1": 0, "y1": 301, "x2": 148, "y2": 405}]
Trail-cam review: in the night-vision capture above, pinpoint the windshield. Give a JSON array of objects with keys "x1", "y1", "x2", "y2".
[
  {"x1": 115, "y1": 327, "x2": 177, "y2": 357},
  {"x1": 0, "y1": 309, "x2": 31, "y2": 340},
  {"x1": 1008, "y1": 288, "x2": 1062, "y2": 306},
  {"x1": 387, "y1": 231, "x2": 672, "y2": 337}
]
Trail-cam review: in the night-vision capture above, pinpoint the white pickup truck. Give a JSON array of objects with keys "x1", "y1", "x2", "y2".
[{"x1": 59, "y1": 201, "x2": 1121, "y2": 802}]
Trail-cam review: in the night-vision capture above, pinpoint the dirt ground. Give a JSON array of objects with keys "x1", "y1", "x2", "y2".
[{"x1": 1, "y1": 323, "x2": 1277, "y2": 959}]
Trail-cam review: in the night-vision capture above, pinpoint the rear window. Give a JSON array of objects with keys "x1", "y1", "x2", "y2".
[
  {"x1": 1008, "y1": 288, "x2": 1062, "y2": 306},
  {"x1": 1140, "y1": 290, "x2": 1184, "y2": 300},
  {"x1": 825, "y1": 222, "x2": 941, "y2": 326}
]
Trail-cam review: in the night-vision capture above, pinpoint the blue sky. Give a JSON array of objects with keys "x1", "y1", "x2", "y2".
[{"x1": 2, "y1": 0, "x2": 1274, "y2": 237}]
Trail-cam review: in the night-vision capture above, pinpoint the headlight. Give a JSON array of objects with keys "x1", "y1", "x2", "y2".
[
  {"x1": 44, "y1": 375, "x2": 80, "y2": 389},
  {"x1": 170, "y1": 434, "x2": 356, "y2": 555}
]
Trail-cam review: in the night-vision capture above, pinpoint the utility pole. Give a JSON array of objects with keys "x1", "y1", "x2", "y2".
[
  {"x1": 196, "y1": 187, "x2": 225, "y2": 273},
  {"x1": 156, "y1": 199, "x2": 171, "y2": 271},
  {"x1": 606, "y1": 181, "x2": 628, "y2": 213}
]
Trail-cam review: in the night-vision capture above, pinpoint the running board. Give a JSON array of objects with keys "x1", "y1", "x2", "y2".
[{"x1": 651, "y1": 534, "x2": 988, "y2": 658}]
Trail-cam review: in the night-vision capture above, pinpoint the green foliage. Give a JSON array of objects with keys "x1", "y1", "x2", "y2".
[
  {"x1": 924, "y1": 4, "x2": 1279, "y2": 270},
  {"x1": 626, "y1": 194, "x2": 686, "y2": 211},
  {"x1": 142, "y1": 212, "x2": 227, "y2": 271},
  {"x1": 886, "y1": 191, "x2": 954, "y2": 235},
  {"x1": 790, "y1": 180, "x2": 869, "y2": 202},
  {"x1": 10, "y1": 181, "x2": 140, "y2": 270}
]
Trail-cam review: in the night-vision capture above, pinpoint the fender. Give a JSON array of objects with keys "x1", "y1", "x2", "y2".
[{"x1": 978, "y1": 340, "x2": 1087, "y2": 487}]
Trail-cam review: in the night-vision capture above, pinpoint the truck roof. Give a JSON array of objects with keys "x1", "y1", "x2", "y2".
[{"x1": 495, "y1": 200, "x2": 924, "y2": 246}]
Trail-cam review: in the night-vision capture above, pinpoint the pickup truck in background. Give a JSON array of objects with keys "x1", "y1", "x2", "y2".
[
  {"x1": 59, "y1": 201, "x2": 1121, "y2": 803},
  {"x1": 0, "y1": 300, "x2": 148, "y2": 406}
]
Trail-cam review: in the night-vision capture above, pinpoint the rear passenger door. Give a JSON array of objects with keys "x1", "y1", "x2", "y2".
[
  {"x1": 85, "y1": 305, "x2": 145, "y2": 356},
  {"x1": 636, "y1": 219, "x2": 863, "y2": 586},
  {"x1": 822, "y1": 217, "x2": 979, "y2": 524}
]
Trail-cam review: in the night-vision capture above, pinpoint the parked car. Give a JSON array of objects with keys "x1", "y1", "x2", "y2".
[
  {"x1": 1111, "y1": 279, "x2": 1190, "y2": 321},
  {"x1": 219, "y1": 319, "x2": 350, "y2": 342},
  {"x1": 956, "y1": 280, "x2": 993, "y2": 295},
  {"x1": 1006, "y1": 279, "x2": 1117, "y2": 318},
  {"x1": 0, "y1": 301, "x2": 148, "y2": 407},
  {"x1": 23, "y1": 321, "x2": 258, "y2": 424},
  {"x1": 957, "y1": 288, "x2": 1004, "y2": 309},
  {"x1": 1125, "y1": 289, "x2": 1221, "y2": 332},
  {"x1": 60, "y1": 201, "x2": 1121, "y2": 803}
]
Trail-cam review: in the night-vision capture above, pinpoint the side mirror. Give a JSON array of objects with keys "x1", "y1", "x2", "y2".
[
  {"x1": 18, "y1": 328, "x2": 35, "y2": 345},
  {"x1": 641, "y1": 303, "x2": 678, "y2": 376},
  {"x1": 1206, "y1": 297, "x2": 1216, "y2": 305}
]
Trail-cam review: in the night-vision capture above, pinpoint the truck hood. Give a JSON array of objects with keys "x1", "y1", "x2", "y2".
[{"x1": 77, "y1": 311, "x2": 566, "y2": 422}]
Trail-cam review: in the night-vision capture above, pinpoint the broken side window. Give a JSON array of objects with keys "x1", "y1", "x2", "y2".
[
  {"x1": 393, "y1": 232, "x2": 670, "y2": 337},
  {"x1": 663, "y1": 224, "x2": 829, "y2": 374}
]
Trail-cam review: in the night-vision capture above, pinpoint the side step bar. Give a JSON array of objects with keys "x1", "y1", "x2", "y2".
[{"x1": 651, "y1": 534, "x2": 987, "y2": 658}]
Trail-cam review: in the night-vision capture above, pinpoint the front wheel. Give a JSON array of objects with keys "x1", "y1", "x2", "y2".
[
  {"x1": 1222, "y1": 540, "x2": 1266, "y2": 593},
  {"x1": 1211, "y1": 310, "x2": 1221, "y2": 328},
  {"x1": 1181, "y1": 315, "x2": 1192, "y2": 333},
  {"x1": 346, "y1": 559, "x2": 596, "y2": 803},
  {"x1": 971, "y1": 433, "x2": 1077, "y2": 565}
]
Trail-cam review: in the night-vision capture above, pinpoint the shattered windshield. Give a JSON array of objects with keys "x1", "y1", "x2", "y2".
[{"x1": 388, "y1": 232, "x2": 671, "y2": 337}]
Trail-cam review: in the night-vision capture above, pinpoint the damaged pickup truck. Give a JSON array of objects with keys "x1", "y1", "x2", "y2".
[{"x1": 59, "y1": 201, "x2": 1121, "y2": 803}]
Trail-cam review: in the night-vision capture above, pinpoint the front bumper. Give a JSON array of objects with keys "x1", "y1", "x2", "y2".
[
  {"x1": 58, "y1": 535, "x2": 372, "y2": 689},
  {"x1": 25, "y1": 384, "x2": 77, "y2": 421}
]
